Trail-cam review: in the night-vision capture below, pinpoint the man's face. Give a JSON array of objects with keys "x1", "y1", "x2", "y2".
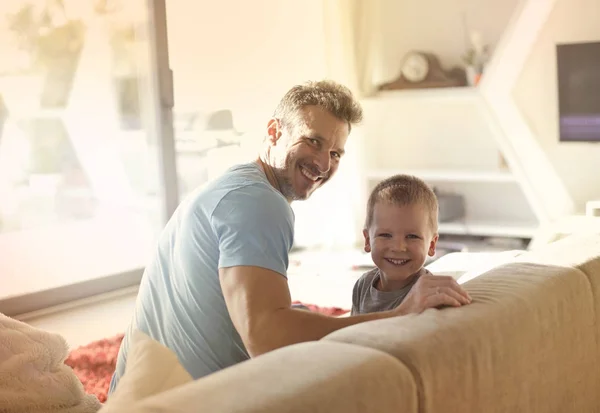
[
  {"x1": 267, "y1": 105, "x2": 349, "y2": 201},
  {"x1": 364, "y1": 202, "x2": 438, "y2": 290}
]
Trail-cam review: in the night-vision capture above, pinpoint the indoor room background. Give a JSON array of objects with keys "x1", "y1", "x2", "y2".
[{"x1": 1, "y1": 0, "x2": 600, "y2": 317}]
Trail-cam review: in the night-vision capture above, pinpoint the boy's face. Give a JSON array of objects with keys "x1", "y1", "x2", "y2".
[{"x1": 363, "y1": 202, "x2": 438, "y2": 289}]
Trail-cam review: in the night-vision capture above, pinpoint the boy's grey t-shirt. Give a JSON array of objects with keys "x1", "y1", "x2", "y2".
[{"x1": 351, "y1": 268, "x2": 419, "y2": 315}]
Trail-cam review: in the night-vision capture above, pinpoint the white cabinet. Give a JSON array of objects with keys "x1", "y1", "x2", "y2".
[
  {"x1": 356, "y1": 0, "x2": 579, "y2": 247},
  {"x1": 358, "y1": 87, "x2": 539, "y2": 240}
]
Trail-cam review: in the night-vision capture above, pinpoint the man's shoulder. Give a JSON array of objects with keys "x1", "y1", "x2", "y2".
[
  {"x1": 187, "y1": 162, "x2": 289, "y2": 215},
  {"x1": 199, "y1": 164, "x2": 293, "y2": 231}
]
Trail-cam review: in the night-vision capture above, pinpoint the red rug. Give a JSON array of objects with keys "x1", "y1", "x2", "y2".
[
  {"x1": 65, "y1": 302, "x2": 349, "y2": 403},
  {"x1": 65, "y1": 333, "x2": 123, "y2": 403}
]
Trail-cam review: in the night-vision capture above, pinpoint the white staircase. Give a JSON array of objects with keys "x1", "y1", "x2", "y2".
[{"x1": 479, "y1": 0, "x2": 575, "y2": 224}]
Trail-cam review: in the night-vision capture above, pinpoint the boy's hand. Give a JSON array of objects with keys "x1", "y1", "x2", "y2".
[{"x1": 393, "y1": 273, "x2": 472, "y2": 315}]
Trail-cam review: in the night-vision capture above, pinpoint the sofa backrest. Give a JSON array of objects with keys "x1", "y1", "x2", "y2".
[
  {"x1": 514, "y1": 233, "x2": 600, "y2": 408},
  {"x1": 103, "y1": 234, "x2": 600, "y2": 412},
  {"x1": 324, "y1": 233, "x2": 600, "y2": 413}
]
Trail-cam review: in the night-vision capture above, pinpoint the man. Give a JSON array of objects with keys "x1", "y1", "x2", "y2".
[{"x1": 109, "y1": 80, "x2": 471, "y2": 392}]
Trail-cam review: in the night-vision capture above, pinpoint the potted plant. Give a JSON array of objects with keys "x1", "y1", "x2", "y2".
[{"x1": 461, "y1": 31, "x2": 490, "y2": 86}]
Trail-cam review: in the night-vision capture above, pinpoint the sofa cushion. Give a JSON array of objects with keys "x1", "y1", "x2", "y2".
[
  {"x1": 324, "y1": 262, "x2": 597, "y2": 413},
  {"x1": 99, "y1": 330, "x2": 192, "y2": 412},
  {"x1": 516, "y1": 233, "x2": 600, "y2": 280},
  {"x1": 129, "y1": 341, "x2": 417, "y2": 413}
]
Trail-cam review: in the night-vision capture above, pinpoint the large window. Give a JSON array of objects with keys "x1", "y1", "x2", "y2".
[
  {"x1": 0, "y1": 0, "x2": 345, "y2": 316},
  {"x1": 0, "y1": 0, "x2": 172, "y2": 314}
]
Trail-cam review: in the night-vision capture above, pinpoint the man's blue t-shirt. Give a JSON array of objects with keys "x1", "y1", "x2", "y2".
[{"x1": 109, "y1": 162, "x2": 294, "y2": 393}]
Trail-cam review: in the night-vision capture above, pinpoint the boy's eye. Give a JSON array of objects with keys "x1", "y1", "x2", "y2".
[
  {"x1": 407, "y1": 234, "x2": 421, "y2": 239},
  {"x1": 378, "y1": 233, "x2": 392, "y2": 238}
]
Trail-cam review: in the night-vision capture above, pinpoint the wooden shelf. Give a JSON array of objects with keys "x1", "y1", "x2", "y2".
[
  {"x1": 370, "y1": 87, "x2": 480, "y2": 103},
  {"x1": 366, "y1": 169, "x2": 517, "y2": 183},
  {"x1": 438, "y1": 220, "x2": 539, "y2": 238}
]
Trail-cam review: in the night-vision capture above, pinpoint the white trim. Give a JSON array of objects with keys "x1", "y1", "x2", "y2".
[
  {"x1": 147, "y1": 0, "x2": 179, "y2": 222},
  {"x1": 14, "y1": 285, "x2": 140, "y2": 322},
  {"x1": 373, "y1": 87, "x2": 479, "y2": 103},
  {"x1": 479, "y1": 0, "x2": 574, "y2": 223},
  {"x1": 0, "y1": 267, "x2": 144, "y2": 318},
  {"x1": 438, "y1": 221, "x2": 538, "y2": 238},
  {"x1": 480, "y1": 0, "x2": 555, "y2": 95}
]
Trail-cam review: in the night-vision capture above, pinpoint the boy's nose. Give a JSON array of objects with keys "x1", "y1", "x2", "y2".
[{"x1": 392, "y1": 239, "x2": 407, "y2": 252}]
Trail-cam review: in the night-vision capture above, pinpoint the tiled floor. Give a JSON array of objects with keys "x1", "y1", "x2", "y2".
[
  {"x1": 23, "y1": 248, "x2": 369, "y2": 349},
  {"x1": 24, "y1": 289, "x2": 139, "y2": 349}
]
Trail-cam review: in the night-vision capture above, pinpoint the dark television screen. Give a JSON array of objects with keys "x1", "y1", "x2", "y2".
[{"x1": 556, "y1": 41, "x2": 600, "y2": 142}]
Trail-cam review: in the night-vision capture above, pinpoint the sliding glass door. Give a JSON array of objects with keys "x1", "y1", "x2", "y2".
[{"x1": 0, "y1": 0, "x2": 175, "y2": 314}]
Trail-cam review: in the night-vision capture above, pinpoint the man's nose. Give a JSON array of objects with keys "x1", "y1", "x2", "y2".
[{"x1": 314, "y1": 151, "x2": 331, "y2": 175}]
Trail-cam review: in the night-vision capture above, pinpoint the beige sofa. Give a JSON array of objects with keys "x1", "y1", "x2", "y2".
[{"x1": 101, "y1": 233, "x2": 600, "y2": 413}]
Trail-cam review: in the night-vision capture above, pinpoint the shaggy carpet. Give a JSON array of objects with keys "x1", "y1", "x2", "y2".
[{"x1": 65, "y1": 302, "x2": 349, "y2": 402}]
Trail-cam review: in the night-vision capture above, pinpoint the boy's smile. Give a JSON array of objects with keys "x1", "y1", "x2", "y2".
[{"x1": 364, "y1": 202, "x2": 438, "y2": 292}]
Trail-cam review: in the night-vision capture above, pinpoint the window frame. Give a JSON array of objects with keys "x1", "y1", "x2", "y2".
[{"x1": 0, "y1": 0, "x2": 177, "y2": 318}]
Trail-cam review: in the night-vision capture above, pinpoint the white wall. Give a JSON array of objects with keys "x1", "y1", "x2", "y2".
[
  {"x1": 377, "y1": 0, "x2": 519, "y2": 84},
  {"x1": 166, "y1": 0, "x2": 600, "y2": 247},
  {"x1": 166, "y1": 0, "x2": 520, "y2": 124},
  {"x1": 513, "y1": 0, "x2": 600, "y2": 211},
  {"x1": 360, "y1": 91, "x2": 502, "y2": 171},
  {"x1": 165, "y1": 0, "x2": 365, "y2": 248},
  {"x1": 165, "y1": 0, "x2": 327, "y2": 132}
]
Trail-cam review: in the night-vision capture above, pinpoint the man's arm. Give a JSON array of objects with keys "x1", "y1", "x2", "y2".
[
  {"x1": 219, "y1": 265, "x2": 393, "y2": 357},
  {"x1": 220, "y1": 265, "x2": 471, "y2": 358}
]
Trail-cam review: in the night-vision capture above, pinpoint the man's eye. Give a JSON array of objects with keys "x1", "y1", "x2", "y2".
[
  {"x1": 309, "y1": 138, "x2": 319, "y2": 145},
  {"x1": 331, "y1": 152, "x2": 340, "y2": 159}
]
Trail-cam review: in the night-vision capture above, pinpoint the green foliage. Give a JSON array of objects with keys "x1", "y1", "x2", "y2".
[{"x1": 6, "y1": 2, "x2": 85, "y2": 73}]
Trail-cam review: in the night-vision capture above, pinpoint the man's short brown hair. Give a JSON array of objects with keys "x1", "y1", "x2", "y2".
[
  {"x1": 365, "y1": 174, "x2": 439, "y2": 231},
  {"x1": 273, "y1": 80, "x2": 363, "y2": 133}
]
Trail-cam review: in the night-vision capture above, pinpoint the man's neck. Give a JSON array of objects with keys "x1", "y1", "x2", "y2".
[{"x1": 255, "y1": 156, "x2": 288, "y2": 202}]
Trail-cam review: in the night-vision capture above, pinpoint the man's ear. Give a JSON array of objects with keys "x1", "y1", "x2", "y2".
[
  {"x1": 266, "y1": 118, "x2": 282, "y2": 145},
  {"x1": 428, "y1": 233, "x2": 439, "y2": 257},
  {"x1": 363, "y1": 229, "x2": 371, "y2": 253}
]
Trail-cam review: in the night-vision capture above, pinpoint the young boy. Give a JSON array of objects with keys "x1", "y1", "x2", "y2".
[{"x1": 351, "y1": 174, "x2": 440, "y2": 315}]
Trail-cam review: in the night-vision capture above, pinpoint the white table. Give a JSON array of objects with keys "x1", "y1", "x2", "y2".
[{"x1": 529, "y1": 215, "x2": 600, "y2": 250}]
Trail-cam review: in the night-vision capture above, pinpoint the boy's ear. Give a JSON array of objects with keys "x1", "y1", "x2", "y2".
[
  {"x1": 428, "y1": 233, "x2": 439, "y2": 257},
  {"x1": 363, "y1": 229, "x2": 371, "y2": 253},
  {"x1": 266, "y1": 118, "x2": 282, "y2": 145}
]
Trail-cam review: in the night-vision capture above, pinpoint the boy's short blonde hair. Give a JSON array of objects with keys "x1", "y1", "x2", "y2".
[{"x1": 365, "y1": 174, "x2": 439, "y2": 231}]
